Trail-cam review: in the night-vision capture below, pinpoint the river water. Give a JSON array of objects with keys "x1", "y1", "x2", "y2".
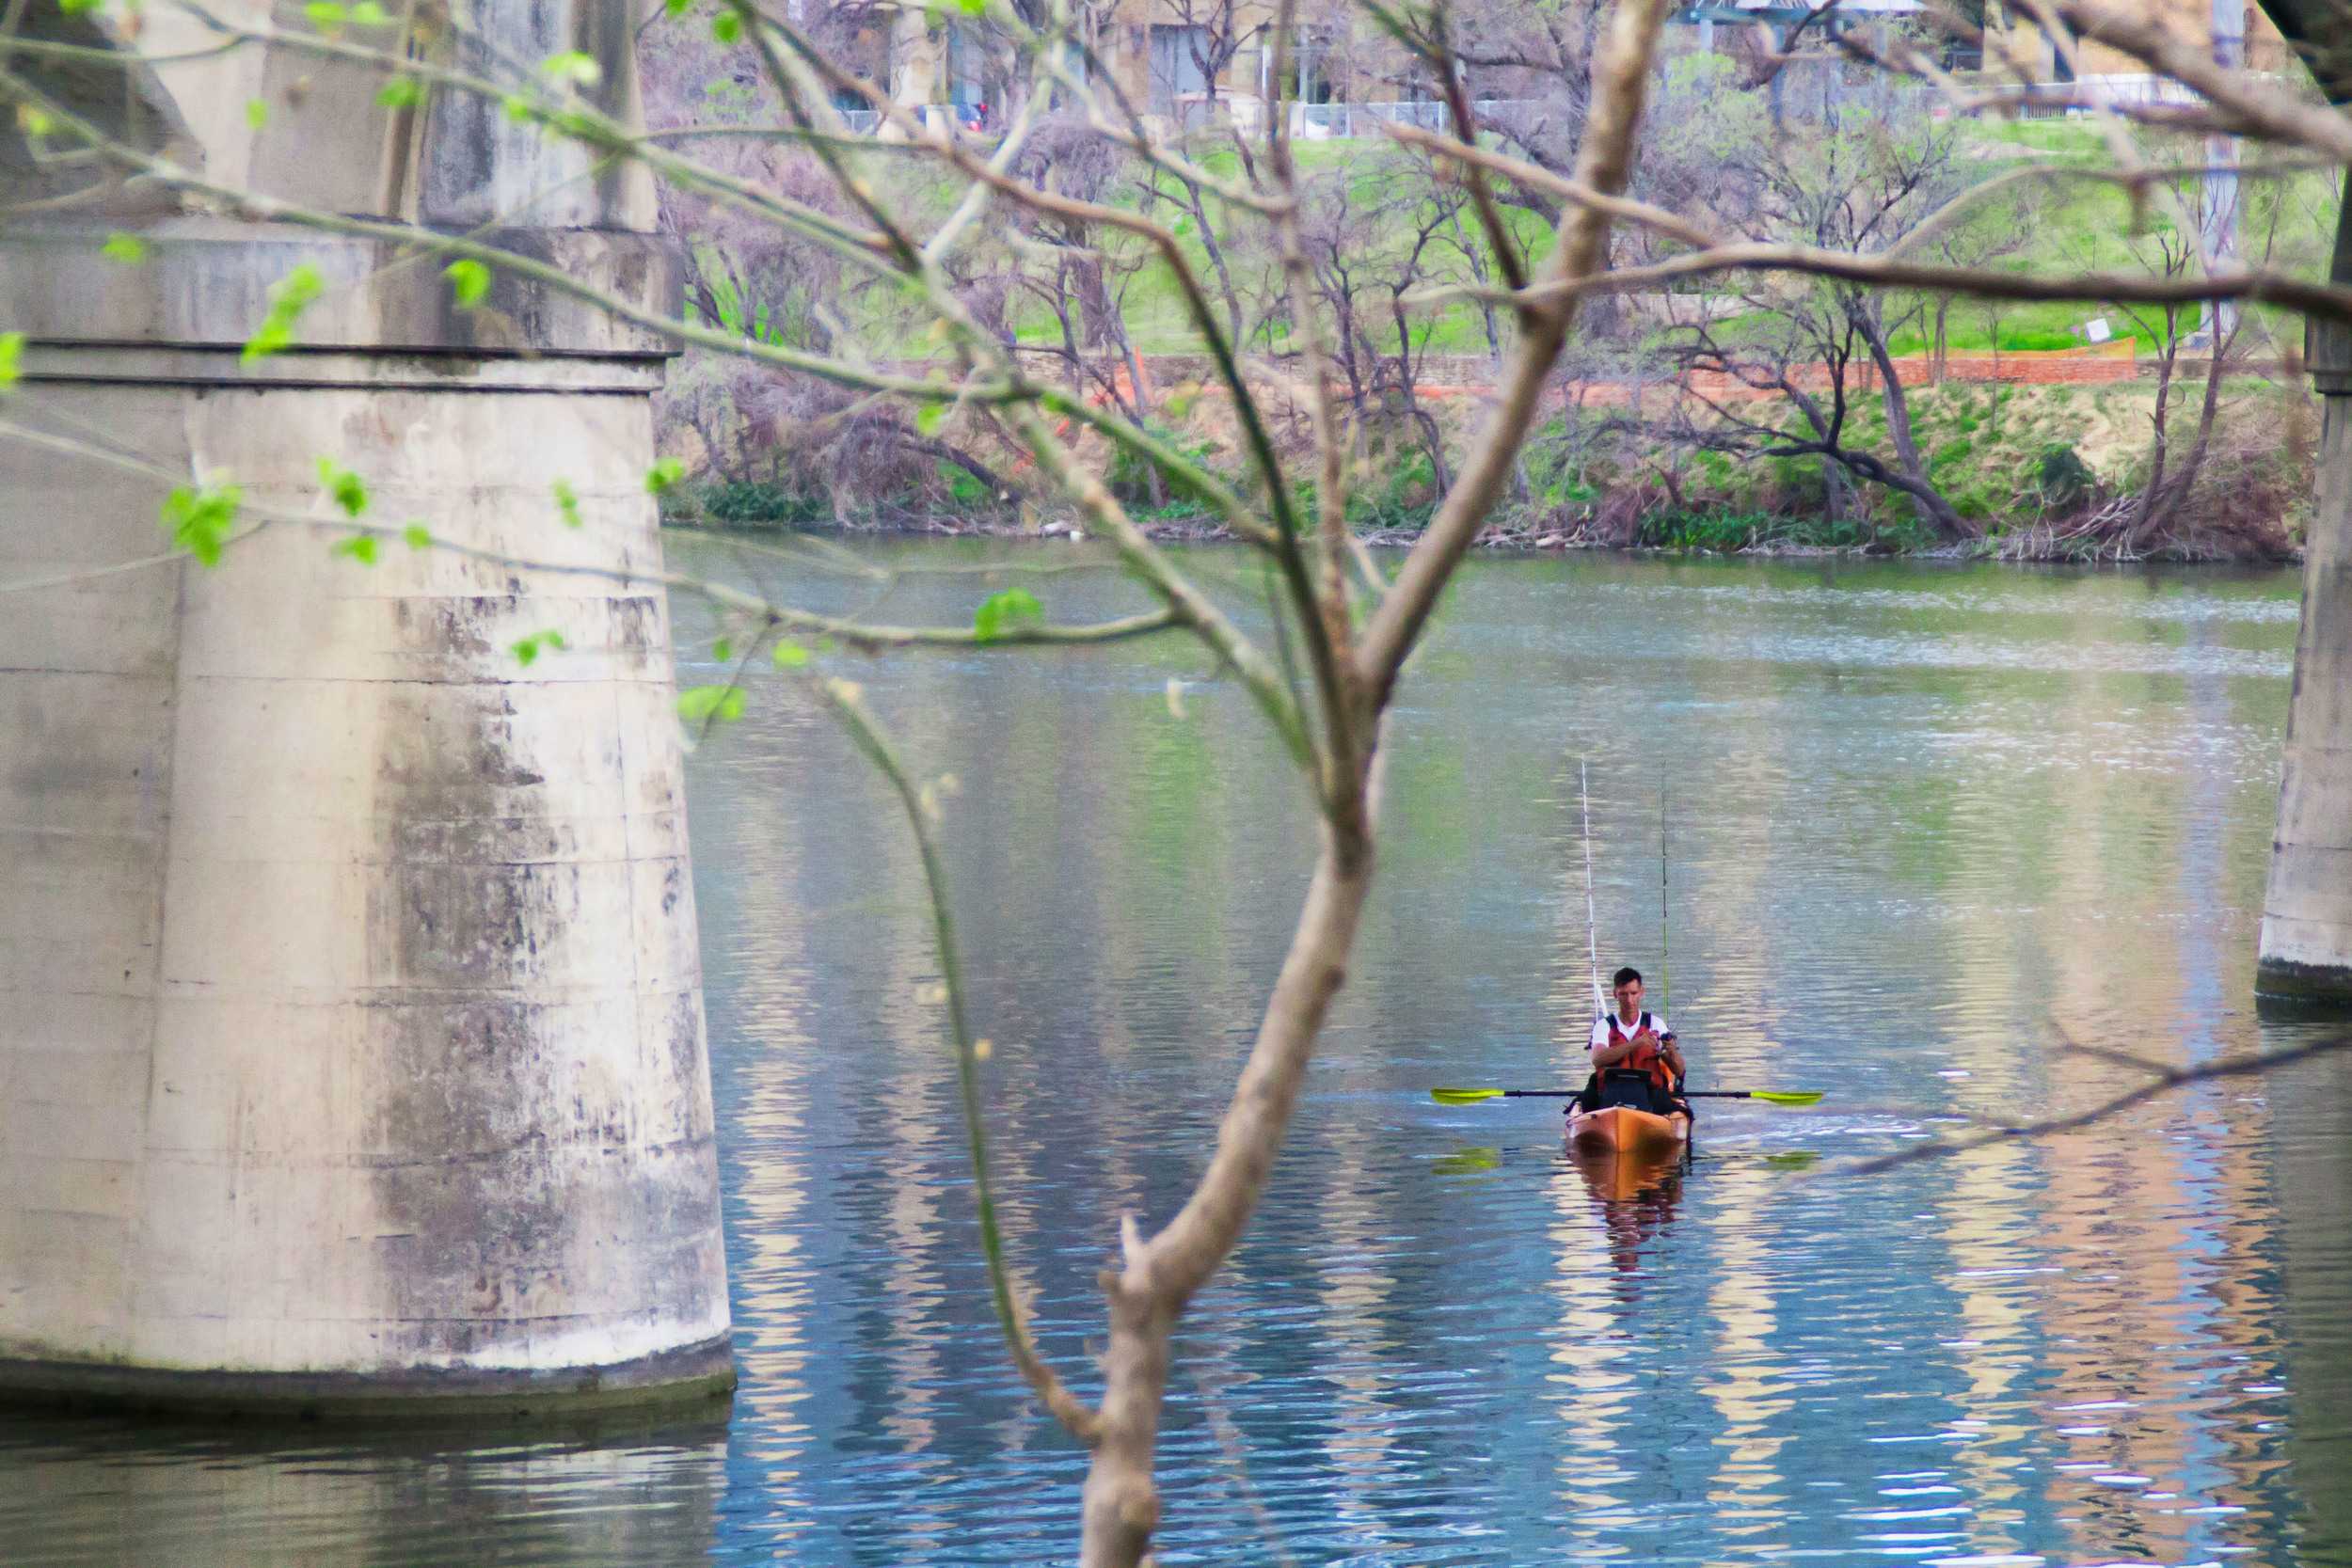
[{"x1": 5, "y1": 543, "x2": 2349, "y2": 1567}]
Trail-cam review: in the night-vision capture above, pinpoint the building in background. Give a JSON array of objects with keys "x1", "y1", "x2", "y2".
[
  {"x1": 1985, "y1": 0, "x2": 2288, "y2": 101},
  {"x1": 817, "y1": 0, "x2": 2295, "y2": 139}
]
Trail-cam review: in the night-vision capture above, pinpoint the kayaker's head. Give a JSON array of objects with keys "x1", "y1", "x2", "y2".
[{"x1": 1612, "y1": 967, "x2": 1644, "y2": 1022}]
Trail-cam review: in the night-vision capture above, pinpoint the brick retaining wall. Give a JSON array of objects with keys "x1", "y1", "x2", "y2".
[{"x1": 1130, "y1": 342, "x2": 2145, "y2": 403}]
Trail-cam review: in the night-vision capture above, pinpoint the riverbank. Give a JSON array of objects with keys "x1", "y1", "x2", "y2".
[
  {"x1": 660, "y1": 371, "x2": 2313, "y2": 564},
  {"x1": 661, "y1": 506, "x2": 2304, "y2": 565}
]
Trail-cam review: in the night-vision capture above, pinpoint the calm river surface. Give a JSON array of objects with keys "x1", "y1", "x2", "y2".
[{"x1": 6, "y1": 543, "x2": 2351, "y2": 1567}]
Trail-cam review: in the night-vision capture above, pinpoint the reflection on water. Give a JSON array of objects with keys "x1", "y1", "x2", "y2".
[
  {"x1": 0, "y1": 1417, "x2": 728, "y2": 1567},
  {"x1": 6, "y1": 546, "x2": 2350, "y2": 1566}
]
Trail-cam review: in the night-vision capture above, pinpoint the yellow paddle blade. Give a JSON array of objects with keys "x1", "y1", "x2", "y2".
[
  {"x1": 1749, "y1": 1090, "x2": 1824, "y2": 1107},
  {"x1": 1430, "y1": 1086, "x2": 1506, "y2": 1105}
]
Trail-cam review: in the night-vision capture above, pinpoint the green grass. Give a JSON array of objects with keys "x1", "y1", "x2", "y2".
[{"x1": 723, "y1": 116, "x2": 2337, "y2": 373}]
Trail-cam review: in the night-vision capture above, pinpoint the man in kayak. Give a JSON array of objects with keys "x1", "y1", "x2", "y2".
[{"x1": 1579, "y1": 966, "x2": 1690, "y2": 1118}]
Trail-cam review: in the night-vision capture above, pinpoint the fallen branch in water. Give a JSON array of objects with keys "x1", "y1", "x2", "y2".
[{"x1": 1844, "y1": 1030, "x2": 2352, "y2": 1175}]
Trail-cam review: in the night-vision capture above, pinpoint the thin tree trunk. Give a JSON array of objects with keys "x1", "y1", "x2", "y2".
[
  {"x1": 2132, "y1": 310, "x2": 2182, "y2": 541},
  {"x1": 1181, "y1": 178, "x2": 1248, "y2": 344},
  {"x1": 1068, "y1": 216, "x2": 1120, "y2": 352},
  {"x1": 1856, "y1": 308, "x2": 1968, "y2": 538},
  {"x1": 1070, "y1": 5, "x2": 1674, "y2": 1561},
  {"x1": 2168, "y1": 327, "x2": 2231, "y2": 504},
  {"x1": 1054, "y1": 258, "x2": 1085, "y2": 390},
  {"x1": 1785, "y1": 382, "x2": 1850, "y2": 529},
  {"x1": 1391, "y1": 295, "x2": 1453, "y2": 495},
  {"x1": 1077, "y1": 832, "x2": 1371, "y2": 1568}
]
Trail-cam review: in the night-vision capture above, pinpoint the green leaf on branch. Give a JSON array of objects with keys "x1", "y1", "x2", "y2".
[
  {"x1": 445, "y1": 258, "x2": 491, "y2": 307},
  {"x1": 915, "y1": 402, "x2": 946, "y2": 436},
  {"x1": 348, "y1": 0, "x2": 393, "y2": 23},
  {"x1": 102, "y1": 233, "x2": 149, "y2": 264},
  {"x1": 402, "y1": 522, "x2": 432, "y2": 549},
  {"x1": 317, "y1": 457, "x2": 369, "y2": 518},
  {"x1": 553, "y1": 477, "x2": 582, "y2": 527},
  {"x1": 17, "y1": 104, "x2": 56, "y2": 137},
  {"x1": 376, "y1": 76, "x2": 424, "y2": 109},
  {"x1": 954, "y1": 0, "x2": 985, "y2": 15},
  {"x1": 329, "y1": 532, "x2": 379, "y2": 565},
  {"x1": 677, "y1": 684, "x2": 747, "y2": 723},
  {"x1": 240, "y1": 262, "x2": 325, "y2": 364},
  {"x1": 771, "y1": 640, "x2": 809, "y2": 669},
  {"x1": 542, "y1": 50, "x2": 600, "y2": 85},
  {"x1": 664, "y1": 0, "x2": 691, "y2": 15},
  {"x1": 501, "y1": 93, "x2": 536, "y2": 123},
  {"x1": 246, "y1": 99, "x2": 269, "y2": 130},
  {"x1": 57, "y1": 0, "x2": 102, "y2": 13},
  {"x1": 972, "y1": 587, "x2": 1043, "y2": 643},
  {"x1": 0, "y1": 332, "x2": 22, "y2": 390},
  {"x1": 304, "y1": 1, "x2": 346, "y2": 30},
  {"x1": 710, "y1": 8, "x2": 740, "y2": 42},
  {"x1": 511, "y1": 628, "x2": 568, "y2": 667},
  {"x1": 711, "y1": 637, "x2": 734, "y2": 663},
  {"x1": 160, "y1": 482, "x2": 242, "y2": 567},
  {"x1": 644, "y1": 457, "x2": 686, "y2": 495}
]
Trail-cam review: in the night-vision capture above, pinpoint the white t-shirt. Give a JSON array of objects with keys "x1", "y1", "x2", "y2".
[{"x1": 1588, "y1": 1010, "x2": 1669, "y2": 1054}]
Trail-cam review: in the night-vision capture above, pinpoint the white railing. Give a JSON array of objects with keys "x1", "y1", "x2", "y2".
[
  {"x1": 2023, "y1": 71, "x2": 2280, "y2": 111},
  {"x1": 1287, "y1": 98, "x2": 1538, "y2": 139}
]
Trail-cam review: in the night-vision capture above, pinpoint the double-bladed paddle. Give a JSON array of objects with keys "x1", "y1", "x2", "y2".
[{"x1": 1430, "y1": 1086, "x2": 1824, "y2": 1107}]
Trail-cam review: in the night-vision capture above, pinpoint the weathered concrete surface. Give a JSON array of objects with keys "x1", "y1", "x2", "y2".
[
  {"x1": 2259, "y1": 185, "x2": 2352, "y2": 1006},
  {"x1": 2257, "y1": 397, "x2": 2352, "y2": 1003},
  {"x1": 1, "y1": 0, "x2": 731, "y2": 1410},
  {"x1": 0, "y1": 363, "x2": 733, "y2": 1411}
]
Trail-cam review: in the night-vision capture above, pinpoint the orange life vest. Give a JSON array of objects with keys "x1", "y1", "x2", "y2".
[{"x1": 1603, "y1": 1011, "x2": 1675, "y2": 1090}]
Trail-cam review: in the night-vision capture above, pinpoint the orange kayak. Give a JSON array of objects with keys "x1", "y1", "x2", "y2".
[{"x1": 1565, "y1": 1104, "x2": 1690, "y2": 1161}]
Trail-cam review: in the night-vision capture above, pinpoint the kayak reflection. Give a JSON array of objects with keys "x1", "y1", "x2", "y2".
[{"x1": 1565, "y1": 1137, "x2": 1688, "y2": 1275}]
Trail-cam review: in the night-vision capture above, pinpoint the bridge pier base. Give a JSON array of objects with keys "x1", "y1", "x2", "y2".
[
  {"x1": 2259, "y1": 190, "x2": 2352, "y2": 1006},
  {"x1": 0, "y1": 229, "x2": 733, "y2": 1414}
]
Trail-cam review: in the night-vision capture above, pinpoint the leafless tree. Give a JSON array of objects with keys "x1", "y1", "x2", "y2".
[{"x1": 1644, "y1": 71, "x2": 1979, "y2": 537}]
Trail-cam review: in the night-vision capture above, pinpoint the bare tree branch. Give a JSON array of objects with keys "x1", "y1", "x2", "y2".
[
  {"x1": 1358, "y1": 0, "x2": 1674, "y2": 702},
  {"x1": 1846, "y1": 1034, "x2": 2352, "y2": 1175}
]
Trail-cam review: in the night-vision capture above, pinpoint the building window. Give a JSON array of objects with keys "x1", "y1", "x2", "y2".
[{"x1": 1149, "y1": 24, "x2": 1211, "y2": 113}]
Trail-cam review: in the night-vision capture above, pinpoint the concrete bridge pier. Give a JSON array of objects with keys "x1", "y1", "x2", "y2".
[
  {"x1": 0, "y1": 0, "x2": 732, "y2": 1410},
  {"x1": 2259, "y1": 188, "x2": 2352, "y2": 1006}
]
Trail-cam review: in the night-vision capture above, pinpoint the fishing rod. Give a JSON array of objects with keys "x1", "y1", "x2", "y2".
[
  {"x1": 1580, "y1": 758, "x2": 1602, "y2": 1017},
  {"x1": 1660, "y1": 775, "x2": 1669, "y2": 1022}
]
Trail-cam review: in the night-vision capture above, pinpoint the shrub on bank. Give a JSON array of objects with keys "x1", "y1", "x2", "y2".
[{"x1": 704, "y1": 480, "x2": 829, "y2": 528}]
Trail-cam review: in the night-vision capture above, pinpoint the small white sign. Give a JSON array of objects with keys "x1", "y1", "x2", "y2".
[{"x1": 2084, "y1": 317, "x2": 2113, "y2": 343}]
